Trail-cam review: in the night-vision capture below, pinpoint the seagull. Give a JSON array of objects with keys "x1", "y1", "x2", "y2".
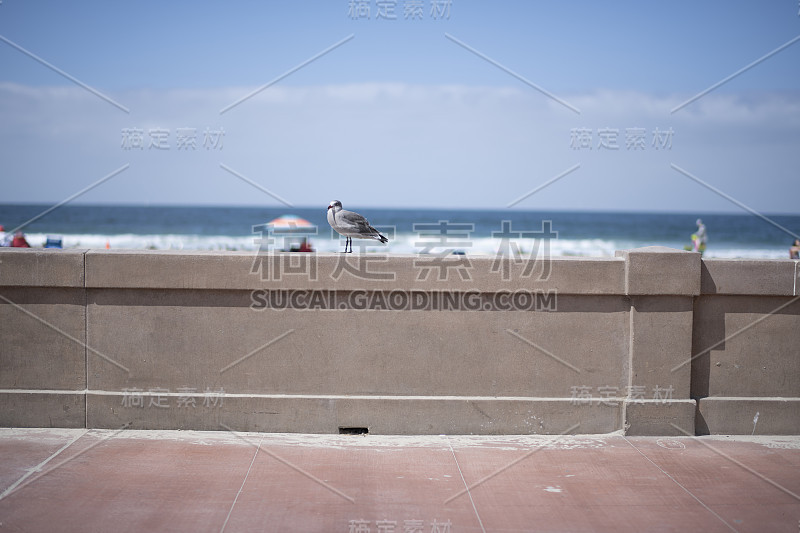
[{"x1": 327, "y1": 200, "x2": 388, "y2": 253}]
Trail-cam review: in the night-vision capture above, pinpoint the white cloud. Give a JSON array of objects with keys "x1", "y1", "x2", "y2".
[{"x1": 0, "y1": 82, "x2": 797, "y2": 213}]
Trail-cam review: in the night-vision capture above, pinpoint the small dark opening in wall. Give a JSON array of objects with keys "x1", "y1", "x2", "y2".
[{"x1": 339, "y1": 427, "x2": 368, "y2": 435}]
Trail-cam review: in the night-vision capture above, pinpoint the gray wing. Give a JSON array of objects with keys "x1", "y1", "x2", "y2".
[{"x1": 338, "y1": 209, "x2": 379, "y2": 235}]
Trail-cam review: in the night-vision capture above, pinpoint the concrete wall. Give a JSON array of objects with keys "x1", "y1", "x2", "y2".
[
  {"x1": 1, "y1": 247, "x2": 798, "y2": 435},
  {"x1": 693, "y1": 260, "x2": 800, "y2": 434}
]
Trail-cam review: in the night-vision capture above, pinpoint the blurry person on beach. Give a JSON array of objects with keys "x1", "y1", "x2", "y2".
[
  {"x1": 791, "y1": 239, "x2": 800, "y2": 259},
  {"x1": 11, "y1": 231, "x2": 30, "y2": 248},
  {"x1": 0, "y1": 225, "x2": 10, "y2": 247},
  {"x1": 693, "y1": 219, "x2": 707, "y2": 254},
  {"x1": 684, "y1": 219, "x2": 707, "y2": 255},
  {"x1": 298, "y1": 238, "x2": 313, "y2": 252}
]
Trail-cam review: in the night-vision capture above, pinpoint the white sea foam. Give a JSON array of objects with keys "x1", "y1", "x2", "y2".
[{"x1": 19, "y1": 232, "x2": 792, "y2": 259}]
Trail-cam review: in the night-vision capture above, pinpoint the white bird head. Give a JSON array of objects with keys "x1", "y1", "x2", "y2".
[{"x1": 327, "y1": 200, "x2": 343, "y2": 213}]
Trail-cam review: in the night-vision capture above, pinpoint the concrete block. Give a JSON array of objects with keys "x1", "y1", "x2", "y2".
[
  {"x1": 691, "y1": 295, "x2": 800, "y2": 398},
  {"x1": 629, "y1": 296, "x2": 693, "y2": 399},
  {"x1": 0, "y1": 288, "x2": 86, "y2": 390},
  {"x1": 0, "y1": 392, "x2": 85, "y2": 428},
  {"x1": 86, "y1": 250, "x2": 627, "y2": 294},
  {"x1": 86, "y1": 250, "x2": 257, "y2": 290},
  {"x1": 616, "y1": 246, "x2": 700, "y2": 296},
  {"x1": 87, "y1": 393, "x2": 620, "y2": 434},
  {"x1": 87, "y1": 393, "x2": 336, "y2": 433},
  {"x1": 624, "y1": 399, "x2": 696, "y2": 436},
  {"x1": 3, "y1": 250, "x2": 796, "y2": 436},
  {"x1": 696, "y1": 397, "x2": 800, "y2": 435},
  {"x1": 701, "y1": 259, "x2": 796, "y2": 295},
  {"x1": 86, "y1": 289, "x2": 629, "y2": 398},
  {"x1": 333, "y1": 398, "x2": 619, "y2": 435},
  {"x1": 469, "y1": 256, "x2": 626, "y2": 295},
  {"x1": 0, "y1": 249, "x2": 86, "y2": 287}
]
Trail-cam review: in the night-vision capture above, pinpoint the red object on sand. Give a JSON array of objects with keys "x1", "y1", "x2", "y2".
[{"x1": 11, "y1": 232, "x2": 30, "y2": 248}]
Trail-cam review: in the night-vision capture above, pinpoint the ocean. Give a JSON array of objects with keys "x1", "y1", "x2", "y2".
[{"x1": 0, "y1": 204, "x2": 798, "y2": 259}]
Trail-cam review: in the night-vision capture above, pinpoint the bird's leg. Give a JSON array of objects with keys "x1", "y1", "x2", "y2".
[{"x1": 346, "y1": 237, "x2": 353, "y2": 253}]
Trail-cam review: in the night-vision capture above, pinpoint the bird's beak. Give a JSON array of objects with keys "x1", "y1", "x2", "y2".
[{"x1": 327, "y1": 205, "x2": 332, "y2": 210}]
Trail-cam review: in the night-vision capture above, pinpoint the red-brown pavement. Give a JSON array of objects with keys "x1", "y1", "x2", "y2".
[{"x1": 0, "y1": 429, "x2": 798, "y2": 532}]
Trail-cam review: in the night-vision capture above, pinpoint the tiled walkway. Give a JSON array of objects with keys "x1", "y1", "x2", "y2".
[{"x1": 0, "y1": 429, "x2": 798, "y2": 532}]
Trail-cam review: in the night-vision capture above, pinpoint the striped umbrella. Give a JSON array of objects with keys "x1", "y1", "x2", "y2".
[{"x1": 266, "y1": 215, "x2": 314, "y2": 231}]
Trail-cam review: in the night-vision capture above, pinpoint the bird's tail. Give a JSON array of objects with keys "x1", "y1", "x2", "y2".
[{"x1": 367, "y1": 224, "x2": 389, "y2": 244}]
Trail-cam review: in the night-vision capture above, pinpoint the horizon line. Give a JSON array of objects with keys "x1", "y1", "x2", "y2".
[{"x1": 0, "y1": 201, "x2": 797, "y2": 219}]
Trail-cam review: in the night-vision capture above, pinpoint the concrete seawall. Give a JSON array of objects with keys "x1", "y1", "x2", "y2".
[{"x1": 1, "y1": 247, "x2": 798, "y2": 435}]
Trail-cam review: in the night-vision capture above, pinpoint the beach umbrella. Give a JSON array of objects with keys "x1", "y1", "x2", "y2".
[
  {"x1": 266, "y1": 214, "x2": 314, "y2": 231},
  {"x1": 266, "y1": 214, "x2": 315, "y2": 251}
]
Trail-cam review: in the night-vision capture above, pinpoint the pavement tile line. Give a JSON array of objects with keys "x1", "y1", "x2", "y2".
[
  {"x1": 219, "y1": 424, "x2": 355, "y2": 504},
  {"x1": 1, "y1": 430, "x2": 799, "y2": 532},
  {"x1": 0, "y1": 428, "x2": 89, "y2": 501},
  {"x1": 669, "y1": 424, "x2": 800, "y2": 503},
  {"x1": 0, "y1": 425, "x2": 128, "y2": 502},
  {"x1": 444, "y1": 436, "x2": 486, "y2": 533},
  {"x1": 443, "y1": 423, "x2": 581, "y2": 506},
  {"x1": 219, "y1": 433, "x2": 265, "y2": 533},
  {"x1": 621, "y1": 436, "x2": 739, "y2": 533}
]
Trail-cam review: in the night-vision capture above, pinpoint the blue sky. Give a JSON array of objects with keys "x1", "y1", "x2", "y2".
[{"x1": 1, "y1": 0, "x2": 799, "y2": 212}]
